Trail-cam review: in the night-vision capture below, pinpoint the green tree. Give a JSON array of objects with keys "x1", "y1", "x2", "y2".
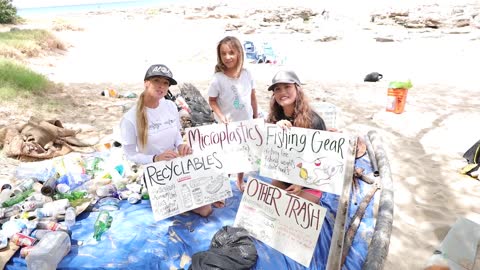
[{"x1": 0, "y1": 0, "x2": 17, "y2": 24}]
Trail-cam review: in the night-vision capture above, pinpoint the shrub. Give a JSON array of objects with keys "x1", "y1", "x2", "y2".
[
  {"x1": 0, "y1": 0, "x2": 17, "y2": 24},
  {"x1": 0, "y1": 29, "x2": 66, "y2": 59},
  {"x1": 0, "y1": 58, "x2": 50, "y2": 99}
]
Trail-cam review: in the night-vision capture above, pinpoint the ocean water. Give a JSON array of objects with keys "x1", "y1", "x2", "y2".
[{"x1": 16, "y1": 0, "x2": 189, "y2": 17}]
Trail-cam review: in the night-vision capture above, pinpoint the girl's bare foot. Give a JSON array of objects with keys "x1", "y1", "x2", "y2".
[
  {"x1": 236, "y1": 180, "x2": 245, "y2": 192},
  {"x1": 213, "y1": 200, "x2": 225, "y2": 208}
]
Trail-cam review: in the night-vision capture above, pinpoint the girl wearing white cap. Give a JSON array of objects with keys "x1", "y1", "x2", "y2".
[
  {"x1": 120, "y1": 64, "x2": 212, "y2": 217},
  {"x1": 267, "y1": 70, "x2": 327, "y2": 202},
  {"x1": 208, "y1": 36, "x2": 259, "y2": 192}
]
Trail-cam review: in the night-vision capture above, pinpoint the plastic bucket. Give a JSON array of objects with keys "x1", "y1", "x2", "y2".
[{"x1": 386, "y1": 88, "x2": 408, "y2": 114}]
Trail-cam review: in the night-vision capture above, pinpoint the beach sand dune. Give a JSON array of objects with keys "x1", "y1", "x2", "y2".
[{"x1": 2, "y1": 1, "x2": 480, "y2": 269}]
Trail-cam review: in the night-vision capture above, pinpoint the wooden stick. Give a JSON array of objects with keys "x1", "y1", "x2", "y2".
[
  {"x1": 362, "y1": 130, "x2": 394, "y2": 270},
  {"x1": 341, "y1": 182, "x2": 381, "y2": 266},
  {"x1": 326, "y1": 135, "x2": 357, "y2": 270},
  {"x1": 354, "y1": 172, "x2": 376, "y2": 185},
  {"x1": 365, "y1": 135, "x2": 379, "y2": 177}
]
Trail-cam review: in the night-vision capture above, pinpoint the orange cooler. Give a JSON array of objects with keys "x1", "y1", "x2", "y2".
[{"x1": 386, "y1": 88, "x2": 408, "y2": 114}]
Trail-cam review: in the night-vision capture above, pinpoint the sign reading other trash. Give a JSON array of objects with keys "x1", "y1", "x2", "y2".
[
  {"x1": 234, "y1": 177, "x2": 327, "y2": 267},
  {"x1": 143, "y1": 151, "x2": 232, "y2": 221},
  {"x1": 260, "y1": 124, "x2": 352, "y2": 195},
  {"x1": 185, "y1": 119, "x2": 265, "y2": 173}
]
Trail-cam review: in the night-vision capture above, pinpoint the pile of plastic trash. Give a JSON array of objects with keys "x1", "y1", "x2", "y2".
[{"x1": 0, "y1": 143, "x2": 144, "y2": 269}]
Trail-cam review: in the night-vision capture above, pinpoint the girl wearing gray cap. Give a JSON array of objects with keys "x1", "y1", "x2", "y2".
[
  {"x1": 120, "y1": 64, "x2": 212, "y2": 217},
  {"x1": 266, "y1": 70, "x2": 327, "y2": 202},
  {"x1": 208, "y1": 36, "x2": 259, "y2": 192}
]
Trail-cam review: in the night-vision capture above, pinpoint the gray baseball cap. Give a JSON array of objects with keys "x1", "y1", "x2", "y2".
[
  {"x1": 268, "y1": 70, "x2": 301, "y2": 91},
  {"x1": 144, "y1": 64, "x2": 177, "y2": 85}
]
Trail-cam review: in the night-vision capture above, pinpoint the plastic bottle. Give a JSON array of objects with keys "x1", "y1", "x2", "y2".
[
  {"x1": 2, "y1": 189, "x2": 34, "y2": 208},
  {"x1": 30, "y1": 229, "x2": 53, "y2": 240},
  {"x1": 56, "y1": 172, "x2": 89, "y2": 192},
  {"x1": 93, "y1": 210, "x2": 113, "y2": 241},
  {"x1": 53, "y1": 191, "x2": 87, "y2": 202},
  {"x1": 25, "y1": 231, "x2": 71, "y2": 270},
  {"x1": 43, "y1": 199, "x2": 70, "y2": 211},
  {"x1": 85, "y1": 156, "x2": 104, "y2": 176},
  {"x1": 36, "y1": 221, "x2": 68, "y2": 232},
  {"x1": 96, "y1": 184, "x2": 117, "y2": 198},
  {"x1": 127, "y1": 193, "x2": 141, "y2": 204},
  {"x1": 64, "y1": 207, "x2": 76, "y2": 229},
  {"x1": 13, "y1": 179, "x2": 35, "y2": 195},
  {"x1": 0, "y1": 205, "x2": 21, "y2": 219}
]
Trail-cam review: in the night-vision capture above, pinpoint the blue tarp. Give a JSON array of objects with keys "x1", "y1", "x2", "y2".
[{"x1": 6, "y1": 154, "x2": 376, "y2": 270}]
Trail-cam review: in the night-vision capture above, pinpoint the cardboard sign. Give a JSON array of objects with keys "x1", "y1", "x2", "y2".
[
  {"x1": 185, "y1": 119, "x2": 265, "y2": 173},
  {"x1": 260, "y1": 124, "x2": 352, "y2": 195},
  {"x1": 143, "y1": 151, "x2": 232, "y2": 221},
  {"x1": 234, "y1": 177, "x2": 327, "y2": 267}
]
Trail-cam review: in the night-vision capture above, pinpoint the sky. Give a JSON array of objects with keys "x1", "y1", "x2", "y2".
[{"x1": 12, "y1": 0, "x2": 134, "y2": 9}]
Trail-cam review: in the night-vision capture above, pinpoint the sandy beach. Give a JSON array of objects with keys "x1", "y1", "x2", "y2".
[{"x1": 2, "y1": 0, "x2": 480, "y2": 269}]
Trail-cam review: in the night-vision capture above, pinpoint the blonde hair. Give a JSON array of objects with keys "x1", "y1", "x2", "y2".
[
  {"x1": 136, "y1": 92, "x2": 148, "y2": 152},
  {"x1": 214, "y1": 36, "x2": 244, "y2": 77},
  {"x1": 267, "y1": 85, "x2": 314, "y2": 128}
]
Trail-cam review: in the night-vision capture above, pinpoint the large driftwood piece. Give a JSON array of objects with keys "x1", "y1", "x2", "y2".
[
  {"x1": 326, "y1": 135, "x2": 357, "y2": 270},
  {"x1": 342, "y1": 181, "x2": 381, "y2": 266},
  {"x1": 362, "y1": 130, "x2": 394, "y2": 270},
  {"x1": 178, "y1": 83, "x2": 215, "y2": 126}
]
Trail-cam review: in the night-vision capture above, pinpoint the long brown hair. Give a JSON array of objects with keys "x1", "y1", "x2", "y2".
[
  {"x1": 214, "y1": 36, "x2": 244, "y2": 77},
  {"x1": 267, "y1": 85, "x2": 314, "y2": 128},
  {"x1": 136, "y1": 92, "x2": 148, "y2": 152}
]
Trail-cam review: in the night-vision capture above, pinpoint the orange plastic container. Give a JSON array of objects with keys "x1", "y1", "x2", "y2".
[{"x1": 386, "y1": 88, "x2": 408, "y2": 114}]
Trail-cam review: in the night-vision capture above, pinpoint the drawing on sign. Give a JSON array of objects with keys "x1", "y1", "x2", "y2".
[
  {"x1": 206, "y1": 175, "x2": 225, "y2": 193},
  {"x1": 295, "y1": 156, "x2": 344, "y2": 185}
]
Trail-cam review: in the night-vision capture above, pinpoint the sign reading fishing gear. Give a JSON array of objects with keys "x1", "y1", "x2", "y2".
[
  {"x1": 260, "y1": 124, "x2": 353, "y2": 195},
  {"x1": 234, "y1": 177, "x2": 327, "y2": 267},
  {"x1": 185, "y1": 118, "x2": 265, "y2": 174},
  {"x1": 143, "y1": 151, "x2": 232, "y2": 221}
]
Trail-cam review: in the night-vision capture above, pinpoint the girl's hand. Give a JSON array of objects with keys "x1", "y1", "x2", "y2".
[
  {"x1": 177, "y1": 144, "x2": 193, "y2": 156},
  {"x1": 285, "y1": 184, "x2": 302, "y2": 196},
  {"x1": 154, "y1": 149, "x2": 178, "y2": 161},
  {"x1": 220, "y1": 115, "x2": 229, "y2": 124},
  {"x1": 277, "y1": 119, "x2": 292, "y2": 129}
]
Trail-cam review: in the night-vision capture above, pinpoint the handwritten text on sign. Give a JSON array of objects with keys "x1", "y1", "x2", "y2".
[
  {"x1": 234, "y1": 177, "x2": 327, "y2": 267},
  {"x1": 143, "y1": 151, "x2": 232, "y2": 221},
  {"x1": 186, "y1": 119, "x2": 265, "y2": 173},
  {"x1": 260, "y1": 124, "x2": 352, "y2": 195}
]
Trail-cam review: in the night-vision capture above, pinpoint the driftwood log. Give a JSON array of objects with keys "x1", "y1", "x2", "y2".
[
  {"x1": 341, "y1": 181, "x2": 381, "y2": 266},
  {"x1": 326, "y1": 135, "x2": 357, "y2": 269},
  {"x1": 362, "y1": 130, "x2": 394, "y2": 270},
  {"x1": 327, "y1": 130, "x2": 393, "y2": 270},
  {"x1": 178, "y1": 83, "x2": 215, "y2": 127}
]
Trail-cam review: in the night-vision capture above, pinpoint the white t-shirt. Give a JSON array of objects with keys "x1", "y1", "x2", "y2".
[
  {"x1": 119, "y1": 98, "x2": 183, "y2": 164},
  {"x1": 207, "y1": 69, "x2": 255, "y2": 122}
]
